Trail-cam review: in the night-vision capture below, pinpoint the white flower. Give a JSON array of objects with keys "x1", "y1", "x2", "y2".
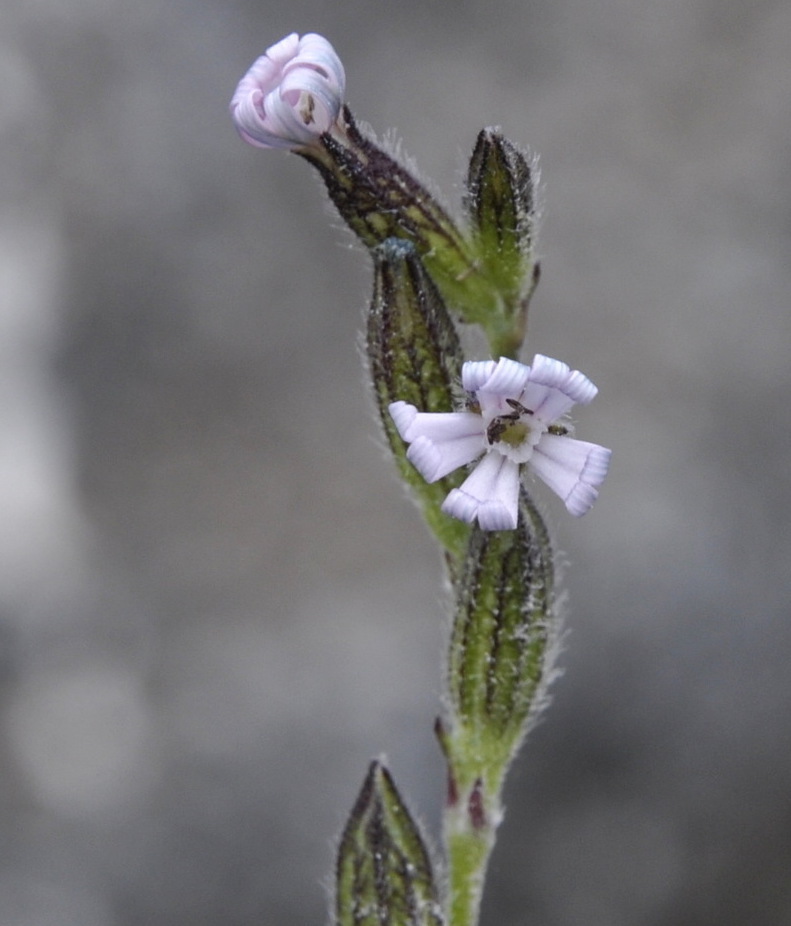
[
  {"x1": 389, "y1": 355, "x2": 611, "y2": 530},
  {"x1": 230, "y1": 33, "x2": 345, "y2": 150}
]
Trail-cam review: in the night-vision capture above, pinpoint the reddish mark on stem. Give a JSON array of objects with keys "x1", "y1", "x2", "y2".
[{"x1": 468, "y1": 778, "x2": 486, "y2": 829}]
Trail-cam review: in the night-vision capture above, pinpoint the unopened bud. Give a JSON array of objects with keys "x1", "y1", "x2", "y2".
[
  {"x1": 464, "y1": 128, "x2": 541, "y2": 356},
  {"x1": 230, "y1": 33, "x2": 345, "y2": 150},
  {"x1": 336, "y1": 760, "x2": 444, "y2": 926},
  {"x1": 300, "y1": 110, "x2": 504, "y2": 327}
]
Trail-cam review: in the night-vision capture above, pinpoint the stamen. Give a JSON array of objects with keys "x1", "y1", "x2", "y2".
[{"x1": 299, "y1": 92, "x2": 316, "y2": 125}]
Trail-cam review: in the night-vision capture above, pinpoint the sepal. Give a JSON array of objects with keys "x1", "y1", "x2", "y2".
[{"x1": 335, "y1": 760, "x2": 444, "y2": 926}]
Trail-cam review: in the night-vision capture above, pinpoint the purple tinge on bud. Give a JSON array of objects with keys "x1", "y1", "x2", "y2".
[{"x1": 230, "y1": 33, "x2": 345, "y2": 149}]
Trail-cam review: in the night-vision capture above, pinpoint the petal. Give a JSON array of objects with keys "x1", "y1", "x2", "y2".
[
  {"x1": 407, "y1": 434, "x2": 485, "y2": 482},
  {"x1": 441, "y1": 454, "x2": 520, "y2": 530},
  {"x1": 388, "y1": 401, "x2": 417, "y2": 438},
  {"x1": 479, "y1": 357, "x2": 531, "y2": 396},
  {"x1": 530, "y1": 434, "x2": 611, "y2": 516},
  {"x1": 231, "y1": 88, "x2": 288, "y2": 149},
  {"x1": 440, "y1": 488, "x2": 480, "y2": 524},
  {"x1": 524, "y1": 354, "x2": 598, "y2": 423},
  {"x1": 288, "y1": 33, "x2": 346, "y2": 94},
  {"x1": 389, "y1": 404, "x2": 485, "y2": 481},
  {"x1": 528, "y1": 354, "x2": 599, "y2": 423},
  {"x1": 462, "y1": 360, "x2": 498, "y2": 393},
  {"x1": 528, "y1": 355, "x2": 595, "y2": 402},
  {"x1": 265, "y1": 32, "x2": 301, "y2": 65},
  {"x1": 399, "y1": 410, "x2": 483, "y2": 443},
  {"x1": 477, "y1": 495, "x2": 520, "y2": 531}
]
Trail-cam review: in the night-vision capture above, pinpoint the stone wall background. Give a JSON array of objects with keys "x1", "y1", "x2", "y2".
[{"x1": 1, "y1": 0, "x2": 790, "y2": 923}]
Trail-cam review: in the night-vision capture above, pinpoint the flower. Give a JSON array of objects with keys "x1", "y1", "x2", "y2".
[
  {"x1": 230, "y1": 33, "x2": 345, "y2": 150},
  {"x1": 389, "y1": 355, "x2": 611, "y2": 530}
]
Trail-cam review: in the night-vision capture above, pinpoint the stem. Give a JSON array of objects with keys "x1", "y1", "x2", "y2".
[
  {"x1": 444, "y1": 792, "x2": 501, "y2": 926},
  {"x1": 436, "y1": 724, "x2": 509, "y2": 926}
]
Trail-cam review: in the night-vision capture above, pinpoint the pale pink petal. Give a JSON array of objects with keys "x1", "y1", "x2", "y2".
[
  {"x1": 265, "y1": 33, "x2": 301, "y2": 64},
  {"x1": 561, "y1": 368, "x2": 598, "y2": 405},
  {"x1": 388, "y1": 401, "x2": 417, "y2": 438},
  {"x1": 519, "y1": 381, "x2": 572, "y2": 424},
  {"x1": 407, "y1": 434, "x2": 484, "y2": 482},
  {"x1": 477, "y1": 495, "x2": 520, "y2": 531},
  {"x1": 440, "y1": 488, "x2": 480, "y2": 524},
  {"x1": 399, "y1": 410, "x2": 483, "y2": 444},
  {"x1": 441, "y1": 454, "x2": 520, "y2": 529},
  {"x1": 286, "y1": 33, "x2": 345, "y2": 92},
  {"x1": 478, "y1": 356, "x2": 531, "y2": 397},
  {"x1": 530, "y1": 354, "x2": 598, "y2": 405},
  {"x1": 389, "y1": 404, "x2": 485, "y2": 481},
  {"x1": 530, "y1": 434, "x2": 611, "y2": 516},
  {"x1": 523, "y1": 354, "x2": 598, "y2": 423},
  {"x1": 462, "y1": 360, "x2": 498, "y2": 393}
]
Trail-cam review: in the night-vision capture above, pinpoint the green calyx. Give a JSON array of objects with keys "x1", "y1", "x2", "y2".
[
  {"x1": 463, "y1": 128, "x2": 541, "y2": 358},
  {"x1": 367, "y1": 238, "x2": 471, "y2": 562},
  {"x1": 301, "y1": 113, "x2": 542, "y2": 358},
  {"x1": 335, "y1": 761, "x2": 443, "y2": 926},
  {"x1": 444, "y1": 490, "x2": 557, "y2": 780}
]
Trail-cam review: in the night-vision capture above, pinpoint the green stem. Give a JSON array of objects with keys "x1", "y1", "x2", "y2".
[
  {"x1": 444, "y1": 789, "x2": 501, "y2": 926},
  {"x1": 437, "y1": 723, "x2": 510, "y2": 926}
]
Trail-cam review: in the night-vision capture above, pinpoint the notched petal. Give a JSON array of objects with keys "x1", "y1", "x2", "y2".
[
  {"x1": 443, "y1": 454, "x2": 521, "y2": 530},
  {"x1": 478, "y1": 357, "x2": 531, "y2": 397},
  {"x1": 531, "y1": 435, "x2": 611, "y2": 515},
  {"x1": 407, "y1": 435, "x2": 483, "y2": 483},
  {"x1": 389, "y1": 400, "x2": 418, "y2": 438},
  {"x1": 462, "y1": 360, "x2": 498, "y2": 394}
]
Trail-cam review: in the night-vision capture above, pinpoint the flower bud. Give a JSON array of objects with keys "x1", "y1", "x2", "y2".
[
  {"x1": 464, "y1": 128, "x2": 541, "y2": 356},
  {"x1": 302, "y1": 111, "x2": 499, "y2": 322},
  {"x1": 230, "y1": 33, "x2": 345, "y2": 149},
  {"x1": 367, "y1": 238, "x2": 469, "y2": 559},
  {"x1": 336, "y1": 760, "x2": 443, "y2": 926}
]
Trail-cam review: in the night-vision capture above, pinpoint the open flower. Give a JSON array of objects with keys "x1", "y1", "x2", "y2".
[
  {"x1": 389, "y1": 355, "x2": 611, "y2": 530},
  {"x1": 230, "y1": 33, "x2": 345, "y2": 150}
]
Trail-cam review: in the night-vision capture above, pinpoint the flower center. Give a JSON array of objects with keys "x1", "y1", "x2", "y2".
[{"x1": 484, "y1": 400, "x2": 546, "y2": 464}]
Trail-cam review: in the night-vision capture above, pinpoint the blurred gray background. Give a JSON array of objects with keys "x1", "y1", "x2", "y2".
[{"x1": 1, "y1": 0, "x2": 790, "y2": 923}]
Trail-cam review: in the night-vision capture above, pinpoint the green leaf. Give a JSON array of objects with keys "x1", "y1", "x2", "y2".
[{"x1": 336, "y1": 761, "x2": 444, "y2": 926}]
